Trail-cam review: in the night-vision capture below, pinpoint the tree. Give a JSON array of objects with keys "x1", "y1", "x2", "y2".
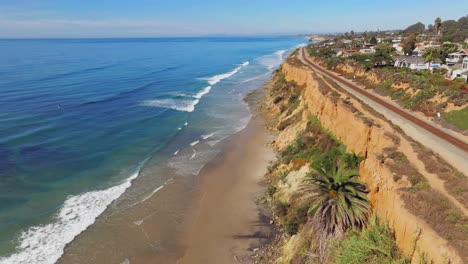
[
  {"x1": 302, "y1": 164, "x2": 370, "y2": 237},
  {"x1": 422, "y1": 43, "x2": 458, "y2": 63},
  {"x1": 404, "y1": 22, "x2": 425, "y2": 35},
  {"x1": 369, "y1": 36, "x2": 378, "y2": 45},
  {"x1": 402, "y1": 34, "x2": 417, "y2": 55},
  {"x1": 372, "y1": 45, "x2": 393, "y2": 66},
  {"x1": 434, "y1": 17, "x2": 443, "y2": 36}
]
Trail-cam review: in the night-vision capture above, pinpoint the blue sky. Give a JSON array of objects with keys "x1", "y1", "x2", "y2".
[{"x1": 0, "y1": 0, "x2": 466, "y2": 38}]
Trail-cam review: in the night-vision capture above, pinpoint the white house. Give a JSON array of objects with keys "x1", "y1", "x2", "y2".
[
  {"x1": 446, "y1": 49, "x2": 468, "y2": 65},
  {"x1": 449, "y1": 57, "x2": 468, "y2": 81},
  {"x1": 392, "y1": 43, "x2": 404, "y2": 54},
  {"x1": 359, "y1": 47, "x2": 375, "y2": 54},
  {"x1": 393, "y1": 56, "x2": 428, "y2": 70}
]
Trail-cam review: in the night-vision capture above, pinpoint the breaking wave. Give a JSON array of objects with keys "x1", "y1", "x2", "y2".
[
  {"x1": 0, "y1": 168, "x2": 141, "y2": 264},
  {"x1": 141, "y1": 98, "x2": 199, "y2": 112},
  {"x1": 202, "y1": 61, "x2": 249, "y2": 86}
]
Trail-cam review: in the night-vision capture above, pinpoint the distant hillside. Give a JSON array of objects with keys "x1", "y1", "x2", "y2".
[{"x1": 403, "y1": 15, "x2": 468, "y2": 43}]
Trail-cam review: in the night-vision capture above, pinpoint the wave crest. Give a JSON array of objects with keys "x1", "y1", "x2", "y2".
[
  {"x1": 141, "y1": 98, "x2": 199, "y2": 112},
  {"x1": 202, "y1": 61, "x2": 249, "y2": 86},
  {"x1": 0, "y1": 171, "x2": 139, "y2": 264}
]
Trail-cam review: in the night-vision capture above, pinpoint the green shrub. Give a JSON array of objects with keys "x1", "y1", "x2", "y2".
[
  {"x1": 283, "y1": 218, "x2": 299, "y2": 236},
  {"x1": 332, "y1": 215, "x2": 408, "y2": 264},
  {"x1": 343, "y1": 152, "x2": 363, "y2": 169},
  {"x1": 267, "y1": 185, "x2": 277, "y2": 197},
  {"x1": 444, "y1": 107, "x2": 468, "y2": 130},
  {"x1": 273, "y1": 200, "x2": 289, "y2": 217}
]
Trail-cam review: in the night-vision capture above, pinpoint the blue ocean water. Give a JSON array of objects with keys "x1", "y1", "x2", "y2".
[{"x1": 0, "y1": 37, "x2": 305, "y2": 263}]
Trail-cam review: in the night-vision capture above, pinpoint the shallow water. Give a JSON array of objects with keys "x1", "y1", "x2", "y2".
[{"x1": 0, "y1": 37, "x2": 305, "y2": 263}]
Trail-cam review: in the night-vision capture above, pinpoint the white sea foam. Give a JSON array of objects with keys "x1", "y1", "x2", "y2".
[
  {"x1": 174, "y1": 150, "x2": 180, "y2": 155},
  {"x1": 190, "y1": 140, "x2": 200, "y2": 147},
  {"x1": 193, "y1": 86, "x2": 212, "y2": 99},
  {"x1": 128, "y1": 178, "x2": 173, "y2": 208},
  {"x1": 190, "y1": 149, "x2": 197, "y2": 160},
  {"x1": 258, "y1": 49, "x2": 292, "y2": 70},
  {"x1": 201, "y1": 133, "x2": 214, "y2": 140},
  {"x1": 275, "y1": 49, "x2": 287, "y2": 60},
  {"x1": 0, "y1": 170, "x2": 140, "y2": 264},
  {"x1": 184, "y1": 122, "x2": 188, "y2": 126},
  {"x1": 240, "y1": 72, "x2": 270, "y2": 83},
  {"x1": 203, "y1": 61, "x2": 249, "y2": 86},
  {"x1": 141, "y1": 98, "x2": 199, "y2": 112}
]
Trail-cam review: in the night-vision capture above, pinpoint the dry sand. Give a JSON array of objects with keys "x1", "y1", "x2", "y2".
[{"x1": 177, "y1": 111, "x2": 276, "y2": 263}]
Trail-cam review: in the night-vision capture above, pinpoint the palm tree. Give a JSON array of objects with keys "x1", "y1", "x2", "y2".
[
  {"x1": 302, "y1": 164, "x2": 370, "y2": 237},
  {"x1": 434, "y1": 17, "x2": 442, "y2": 36}
]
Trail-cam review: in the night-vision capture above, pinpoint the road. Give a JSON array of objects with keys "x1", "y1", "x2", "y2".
[{"x1": 298, "y1": 47, "x2": 468, "y2": 175}]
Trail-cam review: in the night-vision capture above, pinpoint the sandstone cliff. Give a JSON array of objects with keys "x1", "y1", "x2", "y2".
[{"x1": 262, "y1": 57, "x2": 467, "y2": 263}]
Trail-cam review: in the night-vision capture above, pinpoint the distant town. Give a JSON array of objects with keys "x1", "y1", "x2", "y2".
[{"x1": 306, "y1": 15, "x2": 468, "y2": 82}]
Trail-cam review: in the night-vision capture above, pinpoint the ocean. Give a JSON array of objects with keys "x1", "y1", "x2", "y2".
[{"x1": 0, "y1": 37, "x2": 305, "y2": 263}]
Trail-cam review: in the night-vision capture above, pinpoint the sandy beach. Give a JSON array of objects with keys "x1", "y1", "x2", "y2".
[
  {"x1": 178, "y1": 100, "x2": 276, "y2": 263},
  {"x1": 56, "y1": 89, "x2": 277, "y2": 264}
]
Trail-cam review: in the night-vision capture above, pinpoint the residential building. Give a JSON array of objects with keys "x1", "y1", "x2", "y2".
[
  {"x1": 393, "y1": 56, "x2": 428, "y2": 70},
  {"x1": 359, "y1": 47, "x2": 375, "y2": 54},
  {"x1": 446, "y1": 49, "x2": 468, "y2": 65},
  {"x1": 341, "y1": 49, "x2": 359, "y2": 57},
  {"x1": 448, "y1": 57, "x2": 468, "y2": 81}
]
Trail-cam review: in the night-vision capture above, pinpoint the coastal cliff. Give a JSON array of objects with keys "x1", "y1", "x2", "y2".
[{"x1": 260, "y1": 54, "x2": 467, "y2": 263}]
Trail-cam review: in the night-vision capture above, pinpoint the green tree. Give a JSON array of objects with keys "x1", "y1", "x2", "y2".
[
  {"x1": 369, "y1": 36, "x2": 378, "y2": 45},
  {"x1": 434, "y1": 17, "x2": 442, "y2": 36},
  {"x1": 423, "y1": 47, "x2": 443, "y2": 62},
  {"x1": 373, "y1": 45, "x2": 393, "y2": 66},
  {"x1": 402, "y1": 34, "x2": 417, "y2": 55},
  {"x1": 404, "y1": 22, "x2": 425, "y2": 35},
  {"x1": 302, "y1": 164, "x2": 370, "y2": 237}
]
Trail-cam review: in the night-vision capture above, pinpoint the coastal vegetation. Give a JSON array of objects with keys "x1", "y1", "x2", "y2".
[
  {"x1": 260, "y1": 59, "x2": 467, "y2": 263},
  {"x1": 262, "y1": 70, "x2": 408, "y2": 263},
  {"x1": 331, "y1": 215, "x2": 408, "y2": 264},
  {"x1": 304, "y1": 166, "x2": 369, "y2": 235}
]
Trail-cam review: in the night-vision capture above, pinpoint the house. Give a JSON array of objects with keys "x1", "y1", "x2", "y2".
[
  {"x1": 341, "y1": 49, "x2": 359, "y2": 57},
  {"x1": 393, "y1": 56, "x2": 428, "y2": 70},
  {"x1": 392, "y1": 43, "x2": 404, "y2": 54},
  {"x1": 333, "y1": 48, "x2": 344, "y2": 57},
  {"x1": 446, "y1": 49, "x2": 468, "y2": 65},
  {"x1": 359, "y1": 47, "x2": 375, "y2": 54},
  {"x1": 448, "y1": 57, "x2": 468, "y2": 81},
  {"x1": 412, "y1": 46, "x2": 426, "y2": 57}
]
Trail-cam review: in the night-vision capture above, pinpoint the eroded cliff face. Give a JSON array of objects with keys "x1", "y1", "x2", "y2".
[{"x1": 265, "y1": 61, "x2": 464, "y2": 264}]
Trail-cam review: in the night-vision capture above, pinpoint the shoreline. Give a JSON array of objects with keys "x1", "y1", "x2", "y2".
[
  {"x1": 57, "y1": 85, "x2": 279, "y2": 264},
  {"x1": 177, "y1": 87, "x2": 277, "y2": 263}
]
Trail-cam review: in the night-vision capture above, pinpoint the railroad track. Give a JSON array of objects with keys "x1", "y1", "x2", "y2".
[{"x1": 299, "y1": 47, "x2": 468, "y2": 153}]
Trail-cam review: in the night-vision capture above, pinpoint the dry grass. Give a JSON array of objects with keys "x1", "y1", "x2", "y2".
[
  {"x1": 402, "y1": 189, "x2": 468, "y2": 262},
  {"x1": 411, "y1": 142, "x2": 468, "y2": 205}
]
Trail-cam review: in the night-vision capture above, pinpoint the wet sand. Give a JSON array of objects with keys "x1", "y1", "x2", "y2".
[
  {"x1": 58, "y1": 89, "x2": 276, "y2": 264},
  {"x1": 178, "y1": 109, "x2": 276, "y2": 263}
]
